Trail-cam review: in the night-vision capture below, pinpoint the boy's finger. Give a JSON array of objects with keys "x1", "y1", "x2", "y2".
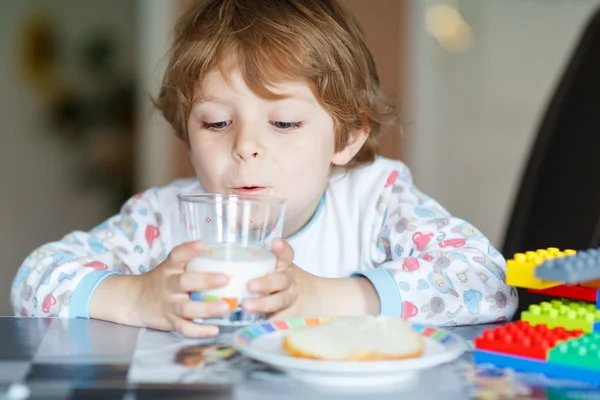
[
  {"x1": 168, "y1": 271, "x2": 229, "y2": 293},
  {"x1": 243, "y1": 290, "x2": 296, "y2": 314},
  {"x1": 247, "y1": 270, "x2": 292, "y2": 295},
  {"x1": 167, "y1": 241, "x2": 205, "y2": 265},
  {"x1": 169, "y1": 315, "x2": 219, "y2": 338},
  {"x1": 272, "y1": 238, "x2": 294, "y2": 266},
  {"x1": 174, "y1": 299, "x2": 230, "y2": 320}
]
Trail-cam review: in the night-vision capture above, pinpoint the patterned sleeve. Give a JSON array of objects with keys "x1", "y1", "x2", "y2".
[
  {"x1": 355, "y1": 166, "x2": 518, "y2": 326},
  {"x1": 11, "y1": 189, "x2": 169, "y2": 318}
]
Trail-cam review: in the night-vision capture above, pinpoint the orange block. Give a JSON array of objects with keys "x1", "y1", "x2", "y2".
[
  {"x1": 223, "y1": 297, "x2": 238, "y2": 310},
  {"x1": 304, "y1": 318, "x2": 321, "y2": 326},
  {"x1": 581, "y1": 279, "x2": 600, "y2": 289}
]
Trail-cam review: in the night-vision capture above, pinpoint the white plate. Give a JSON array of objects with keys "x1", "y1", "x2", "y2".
[{"x1": 231, "y1": 317, "x2": 467, "y2": 388}]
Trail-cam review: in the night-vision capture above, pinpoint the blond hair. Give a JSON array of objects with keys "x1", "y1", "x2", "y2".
[{"x1": 156, "y1": 0, "x2": 398, "y2": 168}]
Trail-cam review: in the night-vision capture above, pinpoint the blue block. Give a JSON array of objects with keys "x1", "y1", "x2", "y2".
[
  {"x1": 474, "y1": 350, "x2": 600, "y2": 386},
  {"x1": 535, "y1": 248, "x2": 600, "y2": 284},
  {"x1": 190, "y1": 292, "x2": 203, "y2": 301},
  {"x1": 595, "y1": 322, "x2": 600, "y2": 333}
]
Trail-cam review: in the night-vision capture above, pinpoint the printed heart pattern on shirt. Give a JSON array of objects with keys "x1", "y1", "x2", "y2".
[
  {"x1": 385, "y1": 170, "x2": 400, "y2": 187},
  {"x1": 402, "y1": 301, "x2": 418, "y2": 319},
  {"x1": 42, "y1": 294, "x2": 56, "y2": 313},
  {"x1": 145, "y1": 225, "x2": 160, "y2": 248},
  {"x1": 412, "y1": 232, "x2": 433, "y2": 251},
  {"x1": 84, "y1": 261, "x2": 108, "y2": 270},
  {"x1": 402, "y1": 257, "x2": 420, "y2": 272}
]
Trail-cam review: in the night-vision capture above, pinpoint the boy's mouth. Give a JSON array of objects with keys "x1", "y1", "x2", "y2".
[{"x1": 232, "y1": 186, "x2": 267, "y2": 193}]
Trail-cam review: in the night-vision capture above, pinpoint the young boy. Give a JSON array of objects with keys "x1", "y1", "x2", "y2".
[{"x1": 11, "y1": 0, "x2": 517, "y2": 337}]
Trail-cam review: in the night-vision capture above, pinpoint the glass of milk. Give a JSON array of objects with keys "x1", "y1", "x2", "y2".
[{"x1": 178, "y1": 193, "x2": 286, "y2": 327}]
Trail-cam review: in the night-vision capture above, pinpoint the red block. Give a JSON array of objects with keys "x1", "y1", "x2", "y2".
[
  {"x1": 528, "y1": 284, "x2": 598, "y2": 303},
  {"x1": 474, "y1": 321, "x2": 584, "y2": 360}
]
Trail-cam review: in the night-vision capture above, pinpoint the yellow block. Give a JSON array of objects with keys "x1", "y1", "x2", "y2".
[{"x1": 506, "y1": 247, "x2": 575, "y2": 290}]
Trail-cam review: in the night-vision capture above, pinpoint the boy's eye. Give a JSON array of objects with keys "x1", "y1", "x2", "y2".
[
  {"x1": 202, "y1": 121, "x2": 231, "y2": 131},
  {"x1": 270, "y1": 121, "x2": 303, "y2": 130}
]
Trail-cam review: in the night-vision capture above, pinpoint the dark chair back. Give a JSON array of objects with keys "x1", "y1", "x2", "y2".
[{"x1": 501, "y1": 6, "x2": 600, "y2": 318}]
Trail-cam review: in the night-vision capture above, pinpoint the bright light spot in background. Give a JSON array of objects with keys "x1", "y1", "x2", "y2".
[{"x1": 425, "y1": 3, "x2": 474, "y2": 53}]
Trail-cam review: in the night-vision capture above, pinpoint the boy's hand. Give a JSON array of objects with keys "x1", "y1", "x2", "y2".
[
  {"x1": 137, "y1": 241, "x2": 231, "y2": 338},
  {"x1": 242, "y1": 238, "x2": 298, "y2": 315},
  {"x1": 269, "y1": 262, "x2": 326, "y2": 320},
  {"x1": 244, "y1": 238, "x2": 331, "y2": 319}
]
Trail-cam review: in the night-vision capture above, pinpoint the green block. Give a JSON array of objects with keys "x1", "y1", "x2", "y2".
[
  {"x1": 203, "y1": 295, "x2": 219, "y2": 303},
  {"x1": 521, "y1": 300, "x2": 600, "y2": 333},
  {"x1": 432, "y1": 330, "x2": 447, "y2": 341},
  {"x1": 546, "y1": 388, "x2": 593, "y2": 400},
  {"x1": 288, "y1": 318, "x2": 306, "y2": 328},
  {"x1": 548, "y1": 332, "x2": 600, "y2": 371}
]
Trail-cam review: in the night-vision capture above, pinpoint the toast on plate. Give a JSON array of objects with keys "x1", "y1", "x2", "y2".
[{"x1": 282, "y1": 316, "x2": 424, "y2": 361}]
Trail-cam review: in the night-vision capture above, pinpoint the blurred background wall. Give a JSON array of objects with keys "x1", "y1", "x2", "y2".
[
  {"x1": 406, "y1": 0, "x2": 600, "y2": 250},
  {"x1": 1, "y1": 0, "x2": 599, "y2": 315},
  {"x1": 0, "y1": 0, "x2": 137, "y2": 316}
]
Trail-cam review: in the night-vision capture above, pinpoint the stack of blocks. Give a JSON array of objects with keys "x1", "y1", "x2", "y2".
[{"x1": 474, "y1": 247, "x2": 600, "y2": 385}]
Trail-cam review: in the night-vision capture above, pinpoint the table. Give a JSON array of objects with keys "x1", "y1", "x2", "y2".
[{"x1": 0, "y1": 317, "x2": 598, "y2": 399}]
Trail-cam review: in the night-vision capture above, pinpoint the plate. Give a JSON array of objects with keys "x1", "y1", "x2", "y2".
[{"x1": 231, "y1": 317, "x2": 467, "y2": 388}]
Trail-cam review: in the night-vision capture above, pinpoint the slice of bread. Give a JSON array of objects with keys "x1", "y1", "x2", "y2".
[{"x1": 282, "y1": 316, "x2": 423, "y2": 361}]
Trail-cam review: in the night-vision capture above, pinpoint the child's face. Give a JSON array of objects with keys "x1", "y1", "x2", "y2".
[{"x1": 187, "y1": 65, "x2": 344, "y2": 237}]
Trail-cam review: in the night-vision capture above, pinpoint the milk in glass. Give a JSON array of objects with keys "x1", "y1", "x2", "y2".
[{"x1": 187, "y1": 244, "x2": 276, "y2": 326}]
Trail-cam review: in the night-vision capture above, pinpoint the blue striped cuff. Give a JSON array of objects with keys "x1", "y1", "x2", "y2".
[
  {"x1": 351, "y1": 268, "x2": 403, "y2": 318},
  {"x1": 70, "y1": 270, "x2": 120, "y2": 318}
]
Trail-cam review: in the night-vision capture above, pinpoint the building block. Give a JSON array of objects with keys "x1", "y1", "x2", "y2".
[
  {"x1": 474, "y1": 321, "x2": 584, "y2": 359},
  {"x1": 535, "y1": 248, "x2": 600, "y2": 284},
  {"x1": 528, "y1": 284, "x2": 599, "y2": 303},
  {"x1": 545, "y1": 388, "x2": 600, "y2": 400},
  {"x1": 548, "y1": 332, "x2": 600, "y2": 371},
  {"x1": 581, "y1": 279, "x2": 600, "y2": 289},
  {"x1": 506, "y1": 248, "x2": 573, "y2": 290},
  {"x1": 521, "y1": 300, "x2": 600, "y2": 333},
  {"x1": 474, "y1": 349, "x2": 600, "y2": 386}
]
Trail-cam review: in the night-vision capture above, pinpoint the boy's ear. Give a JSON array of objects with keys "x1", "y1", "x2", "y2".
[{"x1": 331, "y1": 112, "x2": 371, "y2": 166}]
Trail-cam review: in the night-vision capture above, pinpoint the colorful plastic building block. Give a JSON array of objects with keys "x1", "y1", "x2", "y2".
[
  {"x1": 506, "y1": 248, "x2": 574, "y2": 290},
  {"x1": 548, "y1": 332, "x2": 600, "y2": 371},
  {"x1": 535, "y1": 248, "x2": 600, "y2": 284},
  {"x1": 474, "y1": 321, "x2": 583, "y2": 359},
  {"x1": 474, "y1": 349, "x2": 600, "y2": 386},
  {"x1": 528, "y1": 284, "x2": 599, "y2": 303},
  {"x1": 581, "y1": 278, "x2": 600, "y2": 289},
  {"x1": 521, "y1": 300, "x2": 600, "y2": 333}
]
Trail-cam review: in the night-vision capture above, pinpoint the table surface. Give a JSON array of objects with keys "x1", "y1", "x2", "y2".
[{"x1": 0, "y1": 317, "x2": 598, "y2": 400}]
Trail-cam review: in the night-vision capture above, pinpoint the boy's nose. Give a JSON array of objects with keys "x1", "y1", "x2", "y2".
[
  {"x1": 233, "y1": 132, "x2": 263, "y2": 161},
  {"x1": 235, "y1": 151, "x2": 258, "y2": 160}
]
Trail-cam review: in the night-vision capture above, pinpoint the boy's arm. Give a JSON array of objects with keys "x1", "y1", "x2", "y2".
[
  {"x1": 11, "y1": 190, "x2": 167, "y2": 321},
  {"x1": 350, "y1": 167, "x2": 518, "y2": 325}
]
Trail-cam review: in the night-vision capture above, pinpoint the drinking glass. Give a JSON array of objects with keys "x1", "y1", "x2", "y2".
[{"x1": 178, "y1": 193, "x2": 286, "y2": 327}]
